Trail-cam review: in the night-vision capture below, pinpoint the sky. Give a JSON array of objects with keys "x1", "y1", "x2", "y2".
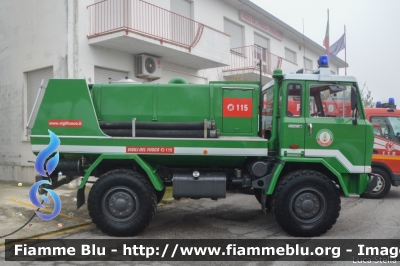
[{"x1": 250, "y1": 0, "x2": 400, "y2": 106}]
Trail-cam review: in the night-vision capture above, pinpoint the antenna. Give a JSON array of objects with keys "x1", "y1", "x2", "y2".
[{"x1": 302, "y1": 18, "x2": 306, "y2": 71}]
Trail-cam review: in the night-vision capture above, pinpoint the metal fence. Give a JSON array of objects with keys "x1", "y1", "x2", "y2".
[{"x1": 88, "y1": 0, "x2": 204, "y2": 49}]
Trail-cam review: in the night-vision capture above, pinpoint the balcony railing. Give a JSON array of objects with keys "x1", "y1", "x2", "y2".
[
  {"x1": 223, "y1": 45, "x2": 298, "y2": 75},
  {"x1": 88, "y1": 0, "x2": 204, "y2": 50}
]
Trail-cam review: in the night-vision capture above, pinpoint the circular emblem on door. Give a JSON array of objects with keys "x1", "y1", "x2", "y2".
[{"x1": 316, "y1": 129, "x2": 334, "y2": 147}]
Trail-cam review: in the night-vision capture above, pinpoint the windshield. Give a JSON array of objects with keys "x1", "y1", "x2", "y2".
[{"x1": 388, "y1": 117, "x2": 400, "y2": 138}]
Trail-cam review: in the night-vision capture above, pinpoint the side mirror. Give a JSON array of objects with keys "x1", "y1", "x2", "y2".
[
  {"x1": 351, "y1": 87, "x2": 358, "y2": 111},
  {"x1": 351, "y1": 87, "x2": 358, "y2": 125}
]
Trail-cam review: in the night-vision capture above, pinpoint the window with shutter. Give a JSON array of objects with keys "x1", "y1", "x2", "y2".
[
  {"x1": 254, "y1": 33, "x2": 270, "y2": 73},
  {"x1": 170, "y1": 0, "x2": 192, "y2": 45},
  {"x1": 285, "y1": 48, "x2": 296, "y2": 63},
  {"x1": 224, "y1": 19, "x2": 243, "y2": 49},
  {"x1": 171, "y1": 0, "x2": 191, "y2": 18},
  {"x1": 304, "y1": 57, "x2": 312, "y2": 72}
]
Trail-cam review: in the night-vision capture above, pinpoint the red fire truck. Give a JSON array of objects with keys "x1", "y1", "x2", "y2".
[{"x1": 361, "y1": 99, "x2": 400, "y2": 198}]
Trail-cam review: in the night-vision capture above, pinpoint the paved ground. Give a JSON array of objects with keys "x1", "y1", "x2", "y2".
[
  {"x1": 1, "y1": 180, "x2": 400, "y2": 265},
  {"x1": 0, "y1": 179, "x2": 92, "y2": 242}
]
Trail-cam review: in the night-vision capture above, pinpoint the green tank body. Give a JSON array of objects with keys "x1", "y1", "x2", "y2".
[{"x1": 31, "y1": 79, "x2": 266, "y2": 168}]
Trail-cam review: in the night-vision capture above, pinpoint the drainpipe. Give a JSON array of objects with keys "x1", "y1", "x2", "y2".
[{"x1": 67, "y1": 0, "x2": 77, "y2": 78}]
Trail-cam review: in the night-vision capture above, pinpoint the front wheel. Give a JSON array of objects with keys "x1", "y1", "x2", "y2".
[
  {"x1": 361, "y1": 168, "x2": 391, "y2": 199},
  {"x1": 272, "y1": 170, "x2": 341, "y2": 237},
  {"x1": 88, "y1": 169, "x2": 157, "y2": 236}
]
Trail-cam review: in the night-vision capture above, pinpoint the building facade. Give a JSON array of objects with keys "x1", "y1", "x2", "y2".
[{"x1": 0, "y1": 0, "x2": 347, "y2": 182}]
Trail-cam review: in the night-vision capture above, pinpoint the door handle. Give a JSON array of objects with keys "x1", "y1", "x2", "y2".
[{"x1": 308, "y1": 123, "x2": 312, "y2": 136}]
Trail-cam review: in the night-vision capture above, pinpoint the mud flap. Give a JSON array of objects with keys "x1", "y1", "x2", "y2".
[
  {"x1": 252, "y1": 175, "x2": 272, "y2": 214},
  {"x1": 77, "y1": 187, "x2": 85, "y2": 210},
  {"x1": 366, "y1": 174, "x2": 378, "y2": 193},
  {"x1": 261, "y1": 192, "x2": 267, "y2": 213}
]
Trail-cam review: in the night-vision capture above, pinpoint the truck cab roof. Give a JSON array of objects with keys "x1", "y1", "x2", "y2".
[
  {"x1": 262, "y1": 68, "x2": 357, "y2": 91},
  {"x1": 364, "y1": 107, "x2": 400, "y2": 118}
]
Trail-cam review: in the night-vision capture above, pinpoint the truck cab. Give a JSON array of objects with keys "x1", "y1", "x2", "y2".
[{"x1": 263, "y1": 58, "x2": 373, "y2": 175}]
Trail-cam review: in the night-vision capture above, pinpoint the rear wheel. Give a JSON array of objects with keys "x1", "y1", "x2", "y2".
[
  {"x1": 272, "y1": 170, "x2": 341, "y2": 237},
  {"x1": 88, "y1": 169, "x2": 157, "y2": 236},
  {"x1": 361, "y1": 168, "x2": 391, "y2": 199}
]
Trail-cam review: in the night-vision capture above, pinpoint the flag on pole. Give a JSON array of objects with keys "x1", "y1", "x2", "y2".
[
  {"x1": 323, "y1": 9, "x2": 330, "y2": 59},
  {"x1": 329, "y1": 34, "x2": 345, "y2": 57},
  {"x1": 323, "y1": 19, "x2": 329, "y2": 50}
]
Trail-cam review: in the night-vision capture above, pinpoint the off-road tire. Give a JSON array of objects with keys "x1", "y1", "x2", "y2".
[
  {"x1": 88, "y1": 169, "x2": 157, "y2": 236},
  {"x1": 361, "y1": 168, "x2": 391, "y2": 199},
  {"x1": 272, "y1": 170, "x2": 341, "y2": 237},
  {"x1": 254, "y1": 188, "x2": 272, "y2": 211}
]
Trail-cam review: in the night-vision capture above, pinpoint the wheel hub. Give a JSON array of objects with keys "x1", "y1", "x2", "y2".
[
  {"x1": 289, "y1": 188, "x2": 326, "y2": 223},
  {"x1": 102, "y1": 187, "x2": 140, "y2": 222},
  {"x1": 372, "y1": 175, "x2": 384, "y2": 193},
  {"x1": 293, "y1": 192, "x2": 321, "y2": 219}
]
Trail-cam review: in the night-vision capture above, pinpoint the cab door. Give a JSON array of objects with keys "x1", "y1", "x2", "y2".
[
  {"x1": 279, "y1": 82, "x2": 306, "y2": 157},
  {"x1": 304, "y1": 82, "x2": 367, "y2": 174}
]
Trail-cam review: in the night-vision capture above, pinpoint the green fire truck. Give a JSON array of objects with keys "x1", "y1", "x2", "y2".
[{"x1": 30, "y1": 56, "x2": 376, "y2": 237}]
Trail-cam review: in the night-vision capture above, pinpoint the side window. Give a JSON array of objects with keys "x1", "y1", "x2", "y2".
[
  {"x1": 287, "y1": 84, "x2": 302, "y2": 117},
  {"x1": 309, "y1": 84, "x2": 352, "y2": 118},
  {"x1": 371, "y1": 117, "x2": 386, "y2": 136}
]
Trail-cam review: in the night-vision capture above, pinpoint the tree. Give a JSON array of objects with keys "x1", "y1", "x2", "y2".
[{"x1": 361, "y1": 82, "x2": 375, "y2": 108}]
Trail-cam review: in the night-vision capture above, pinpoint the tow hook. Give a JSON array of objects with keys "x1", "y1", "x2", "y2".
[{"x1": 366, "y1": 173, "x2": 378, "y2": 193}]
